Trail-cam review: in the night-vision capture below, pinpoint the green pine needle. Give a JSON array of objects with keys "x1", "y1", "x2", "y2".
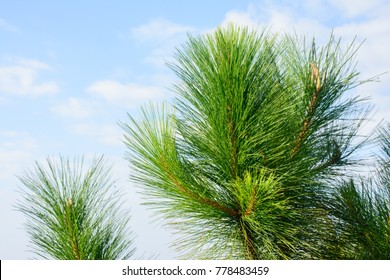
[{"x1": 16, "y1": 155, "x2": 135, "y2": 260}]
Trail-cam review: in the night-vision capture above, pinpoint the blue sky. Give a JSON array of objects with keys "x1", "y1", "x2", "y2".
[{"x1": 1, "y1": 0, "x2": 389, "y2": 259}]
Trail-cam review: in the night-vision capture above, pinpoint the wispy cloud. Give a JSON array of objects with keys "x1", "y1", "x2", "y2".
[
  {"x1": 0, "y1": 57, "x2": 59, "y2": 97},
  {"x1": 131, "y1": 18, "x2": 193, "y2": 41},
  {"x1": 330, "y1": 0, "x2": 390, "y2": 126},
  {"x1": 71, "y1": 122, "x2": 123, "y2": 147},
  {"x1": 329, "y1": 0, "x2": 385, "y2": 18},
  {"x1": 221, "y1": 4, "x2": 260, "y2": 29},
  {"x1": 220, "y1": 3, "x2": 329, "y2": 37},
  {"x1": 0, "y1": 130, "x2": 38, "y2": 259},
  {"x1": 87, "y1": 80, "x2": 167, "y2": 108},
  {"x1": 131, "y1": 18, "x2": 195, "y2": 68},
  {"x1": 0, "y1": 18, "x2": 19, "y2": 32},
  {"x1": 0, "y1": 131, "x2": 37, "y2": 181},
  {"x1": 50, "y1": 97, "x2": 95, "y2": 119}
]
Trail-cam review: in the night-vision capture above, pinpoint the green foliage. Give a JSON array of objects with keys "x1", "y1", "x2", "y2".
[
  {"x1": 121, "y1": 24, "x2": 382, "y2": 259},
  {"x1": 16, "y1": 155, "x2": 135, "y2": 260},
  {"x1": 330, "y1": 124, "x2": 390, "y2": 259},
  {"x1": 331, "y1": 180, "x2": 390, "y2": 259}
]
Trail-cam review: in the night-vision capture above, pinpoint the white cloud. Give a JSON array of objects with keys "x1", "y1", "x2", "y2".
[
  {"x1": 334, "y1": 12, "x2": 390, "y2": 75},
  {"x1": 131, "y1": 18, "x2": 193, "y2": 41},
  {"x1": 221, "y1": 4, "x2": 261, "y2": 29},
  {"x1": 0, "y1": 18, "x2": 18, "y2": 32},
  {"x1": 0, "y1": 57, "x2": 59, "y2": 96},
  {"x1": 71, "y1": 122, "x2": 123, "y2": 146},
  {"x1": 143, "y1": 47, "x2": 173, "y2": 68},
  {"x1": 0, "y1": 131, "x2": 38, "y2": 260},
  {"x1": 331, "y1": 2, "x2": 390, "y2": 125},
  {"x1": 87, "y1": 80, "x2": 166, "y2": 108},
  {"x1": 0, "y1": 131, "x2": 37, "y2": 181},
  {"x1": 220, "y1": 2, "x2": 330, "y2": 38},
  {"x1": 50, "y1": 97, "x2": 95, "y2": 119},
  {"x1": 131, "y1": 18, "x2": 196, "y2": 68},
  {"x1": 329, "y1": 0, "x2": 385, "y2": 18}
]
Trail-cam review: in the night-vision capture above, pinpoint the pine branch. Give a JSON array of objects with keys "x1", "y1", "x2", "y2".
[
  {"x1": 292, "y1": 62, "x2": 325, "y2": 155},
  {"x1": 65, "y1": 197, "x2": 81, "y2": 260},
  {"x1": 313, "y1": 140, "x2": 342, "y2": 172},
  {"x1": 244, "y1": 187, "x2": 257, "y2": 216},
  {"x1": 227, "y1": 103, "x2": 238, "y2": 179},
  {"x1": 240, "y1": 219, "x2": 258, "y2": 259},
  {"x1": 160, "y1": 155, "x2": 240, "y2": 217},
  {"x1": 240, "y1": 188, "x2": 259, "y2": 259}
]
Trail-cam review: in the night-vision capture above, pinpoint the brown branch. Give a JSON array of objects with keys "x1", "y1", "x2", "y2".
[
  {"x1": 65, "y1": 197, "x2": 81, "y2": 260},
  {"x1": 292, "y1": 62, "x2": 324, "y2": 155},
  {"x1": 311, "y1": 62, "x2": 321, "y2": 93},
  {"x1": 159, "y1": 156, "x2": 240, "y2": 217},
  {"x1": 240, "y1": 219, "x2": 258, "y2": 259},
  {"x1": 227, "y1": 104, "x2": 238, "y2": 178},
  {"x1": 313, "y1": 140, "x2": 342, "y2": 171},
  {"x1": 244, "y1": 187, "x2": 257, "y2": 216}
]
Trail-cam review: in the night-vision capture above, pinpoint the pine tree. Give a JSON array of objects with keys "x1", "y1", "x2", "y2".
[
  {"x1": 16, "y1": 155, "x2": 135, "y2": 260},
  {"x1": 121, "y1": 24, "x2": 387, "y2": 259}
]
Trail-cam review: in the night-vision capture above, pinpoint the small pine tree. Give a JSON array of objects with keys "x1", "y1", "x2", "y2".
[
  {"x1": 16, "y1": 155, "x2": 135, "y2": 260},
  {"x1": 121, "y1": 24, "x2": 388, "y2": 259}
]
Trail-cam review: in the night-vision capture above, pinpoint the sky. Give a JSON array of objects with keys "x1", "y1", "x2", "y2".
[{"x1": 1, "y1": 0, "x2": 389, "y2": 259}]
